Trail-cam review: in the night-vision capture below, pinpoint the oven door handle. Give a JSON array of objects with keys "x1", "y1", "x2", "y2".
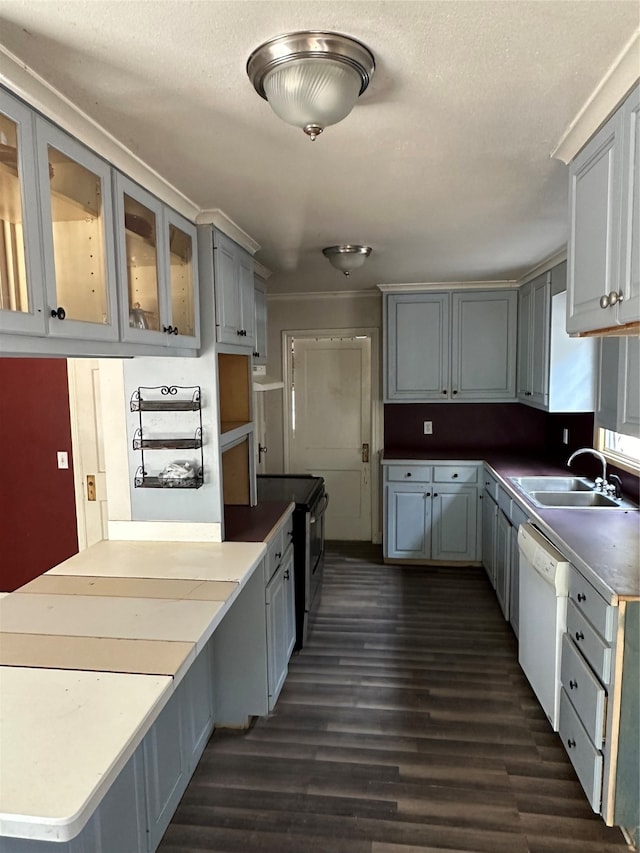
[{"x1": 310, "y1": 493, "x2": 329, "y2": 524}]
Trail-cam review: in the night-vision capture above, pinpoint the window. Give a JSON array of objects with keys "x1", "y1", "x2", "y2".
[{"x1": 596, "y1": 428, "x2": 640, "y2": 475}]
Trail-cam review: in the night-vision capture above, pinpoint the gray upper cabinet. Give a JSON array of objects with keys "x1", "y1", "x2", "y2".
[
  {"x1": 34, "y1": 115, "x2": 119, "y2": 343},
  {"x1": 599, "y1": 336, "x2": 640, "y2": 438},
  {"x1": 253, "y1": 274, "x2": 267, "y2": 364},
  {"x1": 0, "y1": 88, "x2": 46, "y2": 337},
  {"x1": 518, "y1": 262, "x2": 597, "y2": 412},
  {"x1": 450, "y1": 290, "x2": 517, "y2": 400},
  {"x1": 567, "y1": 83, "x2": 639, "y2": 334},
  {"x1": 114, "y1": 172, "x2": 199, "y2": 349},
  {"x1": 1, "y1": 86, "x2": 200, "y2": 356},
  {"x1": 385, "y1": 289, "x2": 517, "y2": 402},
  {"x1": 213, "y1": 228, "x2": 255, "y2": 350}
]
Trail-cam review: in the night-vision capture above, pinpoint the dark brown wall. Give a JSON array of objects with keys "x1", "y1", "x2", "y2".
[{"x1": 0, "y1": 359, "x2": 78, "y2": 591}]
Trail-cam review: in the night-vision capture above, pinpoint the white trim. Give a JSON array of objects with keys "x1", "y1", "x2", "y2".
[
  {"x1": 282, "y1": 326, "x2": 382, "y2": 544},
  {"x1": 67, "y1": 361, "x2": 88, "y2": 552},
  {"x1": 195, "y1": 210, "x2": 261, "y2": 255},
  {"x1": 253, "y1": 260, "x2": 272, "y2": 280},
  {"x1": 0, "y1": 47, "x2": 199, "y2": 221},
  {"x1": 518, "y1": 248, "x2": 568, "y2": 288},
  {"x1": 552, "y1": 30, "x2": 640, "y2": 164},
  {"x1": 108, "y1": 520, "x2": 222, "y2": 542},
  {"x1": 377, "y1": 280, "x2": 516, "y2": 292},
  {"x1": 268, "y1": 289, "x2": 380, "y2": 302}
]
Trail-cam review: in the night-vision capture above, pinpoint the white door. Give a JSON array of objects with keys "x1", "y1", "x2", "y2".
[
  {"x1": 288, "y1": 335, "x2": 372, "y2": 541},
  {"x1": 67, "y1": 358, "x2": 109, "y2": 549}
]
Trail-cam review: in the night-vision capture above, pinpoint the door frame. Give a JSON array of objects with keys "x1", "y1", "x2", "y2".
[{"x1": 282, "y1": 327, "x2": 382, "y2": 544}]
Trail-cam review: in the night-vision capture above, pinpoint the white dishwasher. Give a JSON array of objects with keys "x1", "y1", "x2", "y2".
[{"x1": 518, "y1": 523, "x2": 570, "y2": 731}]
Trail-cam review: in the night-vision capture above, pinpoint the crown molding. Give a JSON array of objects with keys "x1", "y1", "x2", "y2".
[
  {"x1": 253, "y1": 259, "x2": 272, "y2": 280},
  {"x1": 518, "y1": 247, "x2": 568, "y2": 287},
  {"x1": 552, "y1": 29, "x2": 640, "y2": 164},
  {"x1": 0, "y1": 46, "x2": 200, "y2": 221},
  {"x1": 267, "y1": 289, "x2": 381, "y2": 302},
  {"x1": 195, "y1": 209, "x2": 261, "y2": 255},
  {"x1": 377, "y1": 280, "x2": 516, "y2": 293}
]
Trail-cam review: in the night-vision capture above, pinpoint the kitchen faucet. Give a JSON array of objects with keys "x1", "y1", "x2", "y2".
[{"x1": 566, "y1": 447, "x2": 608, "y2": 490}]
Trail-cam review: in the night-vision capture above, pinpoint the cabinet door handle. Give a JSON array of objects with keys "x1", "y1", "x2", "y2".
[
  {"x1": 284, "y1": 569, "x2": 290, "y2": 580},
  {"x1": 575, "y1": 631, "x2": 584, "y2": 642},
  {"x1": 600, "y1": 290, "x2": 624, "y2": 308},
  {"x1": 569, "y1": 679, "x2": 578, "y2": 690},
  {"x1": 567, "y1": 738, "x2": 576, "y2": 749},
  {"x1": 275, "y1": 551, "x2": 282, "y2": 560},
  {"x1": 236, "y1": 329, "x2": 243, "y2": 336},
  {"x1": 50, "y1": 306, "x2": 66, "y2": 320},
  {"x1": 577, "y1": 593, "x2": 586, "y2": 603}
]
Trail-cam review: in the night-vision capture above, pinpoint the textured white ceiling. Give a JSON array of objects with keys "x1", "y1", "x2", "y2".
[{"x1": 0, "y1": 0, "x2": 638, "y2": 293}]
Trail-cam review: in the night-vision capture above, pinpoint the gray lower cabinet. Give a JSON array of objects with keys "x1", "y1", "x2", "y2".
[
  {"x1": 384, "y1": 290, "x2": 517, "y2": 402},
  {"x1": 264, "y1": 510, "x2": 296, "y2": 711},
  {"x1": 494, "y1": 507, "x2": 511, "y2": 620},
  {"x1": 384, "y1": 462, "x2": 481, "y2": 563},
  {"x1": 560, "y1": 566, "x2": 639, "y2": 840}
]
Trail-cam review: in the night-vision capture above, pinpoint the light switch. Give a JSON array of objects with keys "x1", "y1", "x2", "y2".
[{"x1": 57, "y1": 451, "x2": 69, "y2": 469}]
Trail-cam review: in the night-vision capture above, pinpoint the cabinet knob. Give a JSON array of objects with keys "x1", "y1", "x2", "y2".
[
  {"x1": 569, "y1": 679, "x2": 578, "y2": 690},
  {"x1": 442, "y1": 389, "x2": 447, "y2": 395},
  {"x1": 50, "y1": 306, "x2": 66, "y2": 320},
  {"x1": 567, "y1": 738, "x2": 576, "y2": 749},
  {"x1": 433, "y1": 492, "x2": 439, "y2": 498},
  {"x1": 425, "y1": 492, "x2": 431, "y2": 498},
  {"x1": 600, "y1": 291, "x2": 624, "y2": 308},
  {"x1": 253, "y1": 352, "x2": 260, "y2": 358},
  {"x1": 405, "y1": 472, "x2": 412, "y2": 477},
  {"x1": 236, "y1": 329, "x2": 243, "y2": 336},
  {"x1": 575, "y1": 631, "x2": 585, "y2": 642},
  {"x1": 284, "y1": 569, "x2": 290, "y2": 580},
  {"x1": 452, "y1": 473, "x2": 458, "y2": 479},
  {"x1": 275, "y1": 551, "x2": 282, "y2": 560},
  {"x1": 163, "y1": 325, "x2": 178, "y2": 335},
  {"x1": 525, "y1": 391, "x2": 532, "y2": 396},
  {"x1": 452, "y1": 389, "x2": 458, "y2": 396},
  {"x1": 577, "y1": 593, "x2": 586, "y2": 603},
  {"x1": 599, "y1": 294, "x2": 610, "y2": 309}
]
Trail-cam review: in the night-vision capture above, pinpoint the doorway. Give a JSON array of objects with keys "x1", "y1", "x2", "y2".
[{"x1": 283, "y1": 330, "x2": 380, "y2": 542}]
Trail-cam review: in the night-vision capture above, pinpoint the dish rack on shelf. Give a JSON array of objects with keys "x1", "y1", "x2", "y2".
[{"x1": 130, "y1": 385, "x2": 204, "y2": 488}]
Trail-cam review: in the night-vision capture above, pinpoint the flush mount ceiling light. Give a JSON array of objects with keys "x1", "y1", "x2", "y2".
[
  {"x1": 246, "y1": 31, "x2": 375, "y2": 141},
  {"x1": 322, "y1": 245, "x2": 372, "y2": 275}
]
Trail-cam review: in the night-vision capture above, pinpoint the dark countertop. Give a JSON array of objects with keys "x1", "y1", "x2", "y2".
[
  {"x1": 224, "y1": 501, "x2": 294, "y2": 543},
  {"x1": 383, "y1": 450, "x2": 640, "y2": 602}
]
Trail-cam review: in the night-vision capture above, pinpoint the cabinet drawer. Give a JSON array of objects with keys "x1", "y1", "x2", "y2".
[
  {"x1": 568, "y1": 567, "x2": 615, "y2": 642},
  {"x1": 386, "y1": 465, "x2": 431, "y2": 482},
  {"x1": 559, "y1": 688, "x2": 603, "y2": 812},
  {"x1": 433, "y1": 465, "x2": 478, "y2": 483},
  {"x1": 567, "y1": 599, "x2": 612, "y2": 684},
  {"x1": 561, "y1": 634, "x2": 606, "y2": 749}
]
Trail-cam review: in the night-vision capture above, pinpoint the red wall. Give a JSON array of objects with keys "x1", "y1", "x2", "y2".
[{"x1": 0, "y1": 359, "x2": 78, "y2": 591}]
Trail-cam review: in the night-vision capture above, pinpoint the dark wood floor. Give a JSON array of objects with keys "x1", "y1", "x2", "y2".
[{"x1": 159, "y1": 541, "x2": 630, "y2": 853}]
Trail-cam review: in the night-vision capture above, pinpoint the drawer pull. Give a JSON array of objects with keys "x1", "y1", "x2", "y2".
[
  {"x1": 406, "y1": 472, "x2": 412, "y2": 477},
  {"x1": 577, "y1": 593, "x2": 586, "y2": 603},
  {"x1": 275, "y1": 551, "x2": 282, "y2": 559},
  {"x1": 284, "y1": 569, "x2": 290, "y2": 580},
  {"x1": 567, "y1": 738, "x2": 576, "y2": 749},
  {"x1": 569, "y1": 679, "x2": 578, "y2": 690},
  {"x1": 575, "y1": 631, "x2": 585, "y2": 642}
]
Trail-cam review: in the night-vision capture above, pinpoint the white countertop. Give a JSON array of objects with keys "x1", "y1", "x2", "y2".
[
  {"x1": 0, "y1": 537, "x2": 268, "y2": 843},
  {"x1": 0, "y1": 666, "x2": 172, "y2": 841},
  {"x1": 47, "y1": 539, "x2": 266, "y2": 583}
]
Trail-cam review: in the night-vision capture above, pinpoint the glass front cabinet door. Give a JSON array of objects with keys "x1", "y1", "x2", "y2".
[
  {"x1": 34, "y1": 116, "x2": 119, "y2": 341},
  {"x1": 0, "y1": 89, "x2": 46, "y2": 336},
  {"x1": 115, "y1": 172, "x2": 199, "y2": 348}
]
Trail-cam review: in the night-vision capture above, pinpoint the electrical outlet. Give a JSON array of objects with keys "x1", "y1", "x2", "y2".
[
  {"x1": 562, "y1": 428, "x2": 569, "y2": 445},
  {"x1": 423, "y1": 421, "x2": 433, "y2": 435},
  {"x1": 57, "y1": 451, "x2": 69, "y2": 469}
]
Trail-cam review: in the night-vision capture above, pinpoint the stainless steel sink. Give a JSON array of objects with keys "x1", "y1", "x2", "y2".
[
  {"x1": 529, "y1": 491, "x2": 622, "y2": 508},
  {"x1": 511, "y1": 476, "x2": 593, "y2": 492}
]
